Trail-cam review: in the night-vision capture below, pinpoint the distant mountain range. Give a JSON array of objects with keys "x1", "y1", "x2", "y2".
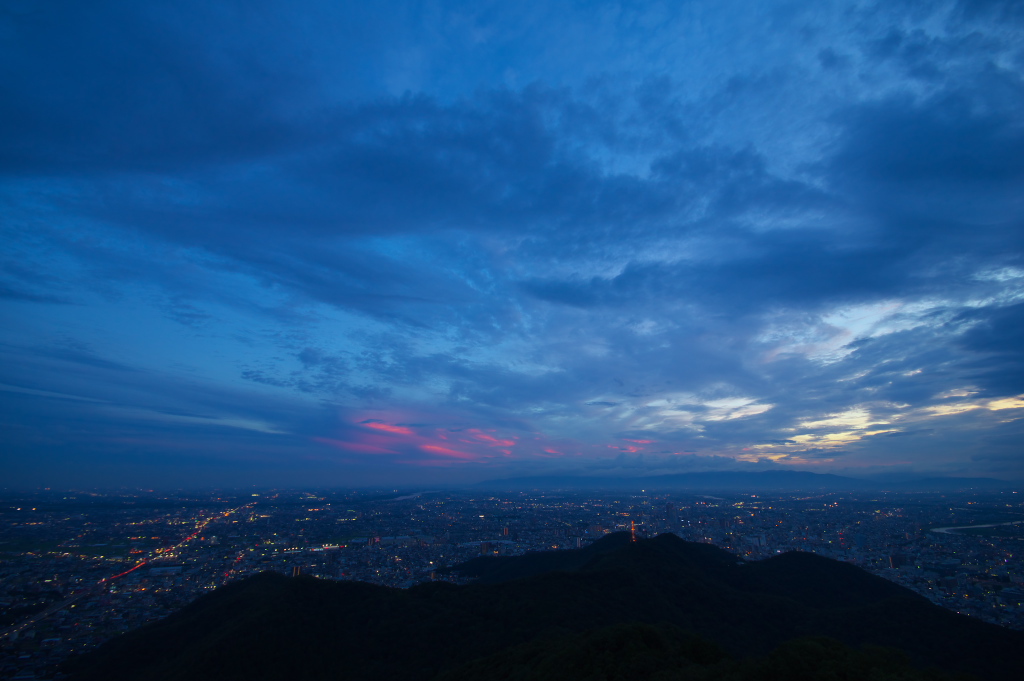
[
  {"x1": 474, "y1": 469, "x2": 1021, "y2": 492},
  {"x1": 65, "y1": 532, "x2": 1023, "y2": 681}
]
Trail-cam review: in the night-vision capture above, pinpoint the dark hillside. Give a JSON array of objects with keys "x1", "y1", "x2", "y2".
[
  {"x1": 446, "y1": 529, "x2": 634, "y2": 584},
  {"x1": 436, "y1": 623, "x2": 967, "y2": 681},
  {"x1": 65, "y1": 533, "x2": 1022, "y2": 681},
  {"x1": 734, "y1": 550, "x2": 921, "y2": 609}
]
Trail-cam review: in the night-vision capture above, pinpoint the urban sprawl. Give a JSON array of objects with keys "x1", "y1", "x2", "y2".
[{"x1": 1, "y1": 488, "x2": 1022, "y2": 680}]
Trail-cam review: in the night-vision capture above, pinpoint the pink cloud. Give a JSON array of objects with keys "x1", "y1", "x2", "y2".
[
  {"x1": 465, "y1": 429, "x2": 517, "y2": 447},
  {"x1": 320, "y1": 411, "x2": 610, "y2": 468},
  {"x1": 421, "y1": 444, "x2": 479, "y2": 460},
  {"x1": 362, "y1": 422, "x2": 415, "y2": 436}
]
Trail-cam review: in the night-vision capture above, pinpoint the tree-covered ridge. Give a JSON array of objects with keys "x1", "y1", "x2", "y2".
[
  {"x1": 65, "y1": 533, "x2": 1020, "y2": 681},
  {"x1": 436, "y1": 623, "x2": 967, "y2": 681}
]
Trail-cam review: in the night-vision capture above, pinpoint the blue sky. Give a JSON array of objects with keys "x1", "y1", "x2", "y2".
[{"x1": 2, "y1": 0, "x2": 1024, "y2": 488}]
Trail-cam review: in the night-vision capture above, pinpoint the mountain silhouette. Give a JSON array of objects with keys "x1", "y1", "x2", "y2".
[
  {"x1": 65, "y1": 533, "x2": 1021, "y2": 681},
  {"x1": 474, "y1": 470, "x2": 1018, "y2": 491}
]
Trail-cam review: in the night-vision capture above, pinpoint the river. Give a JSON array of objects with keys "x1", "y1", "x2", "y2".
[{"x1": 930, "y1": 520, "x2": 1024, "y2": 534}]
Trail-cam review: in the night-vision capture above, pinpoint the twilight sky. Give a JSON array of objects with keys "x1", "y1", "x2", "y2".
[{"x1": 3, "y1": 0, "x2": 1024, "y2": 488}]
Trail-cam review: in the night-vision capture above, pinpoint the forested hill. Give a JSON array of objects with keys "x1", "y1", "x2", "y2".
[{"x1": 65, "y1": 533, "x2": 1022, "y2": 681}]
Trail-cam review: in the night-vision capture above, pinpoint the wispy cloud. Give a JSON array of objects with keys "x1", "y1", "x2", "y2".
[{"x1": 2, "y1": 0, "x2": 1023, "y2": 486}]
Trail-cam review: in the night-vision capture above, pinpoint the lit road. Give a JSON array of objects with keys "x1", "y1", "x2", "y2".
[{"x1": 0, "y1": 502, "x2": 255, "y2": 642}]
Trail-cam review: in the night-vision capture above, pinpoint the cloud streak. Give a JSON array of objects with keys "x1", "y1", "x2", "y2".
[{"x1": 2, "y1": 0, "x2": 1023, "y2": 486}]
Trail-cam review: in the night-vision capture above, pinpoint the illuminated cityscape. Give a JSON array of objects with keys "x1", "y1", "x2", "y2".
[
  {"x1": 1, "y1": 488, "x2": 1022, "y2": 679},
  {"x1": 5, "y1": 1, "x2": 1024, "y2": 678}
]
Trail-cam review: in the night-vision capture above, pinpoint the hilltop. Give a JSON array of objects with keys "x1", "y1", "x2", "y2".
[{"x1": 65, "y1": 533, "x2": 1022, "y2": 680}]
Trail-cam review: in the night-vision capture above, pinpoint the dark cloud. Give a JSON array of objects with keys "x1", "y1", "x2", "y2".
[
  {"x1": 2, "y1": 1, "x2": 1023, "y2": 486},
  {"x1": 790, "y1": 448, "x2": 850, "y2": 459},
  {"x1": 954, "y1": 0, "x2": 1024, "y2": 23},
  {"x1": 161, "y1": 299, "x2": 214, "y2": 328},
  {"x1": 33, "y1": 339, "x2": 140, "y2": 373},
  {"x1": 0, "y1": 282, "x2": 70, "y2": 304},
  {"x1": 831, "y1": 95, "x2": 1024, "y2": 191},
  {"x1": 0, "y1": 0, "x2": 396, "y2": 174},
  {"x1": 960, "y1": 302, "x2": 1024, "y2": 355},
  {"x1": 956, "y1": 302, "x2": 1024, "y2": 395}
]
